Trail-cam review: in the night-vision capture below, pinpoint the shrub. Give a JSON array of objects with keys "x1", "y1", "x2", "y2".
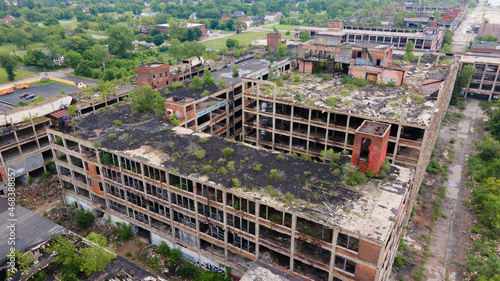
[
  {"x1": 67, "y1": 104, "x2": 77, "y2": 117},
  {"x1": 41, "y1": 172, "x2": 51, "y2": 182},
  {"x1": 427, "y1": 160, "x2": 443, "y2": 174},
  {"x1": 202, "y1": 69, "x2": 215, "y2": 85},
  {"x1": 276, "y1": 154, "x2": 284, "y2": 161},
  {"x1": 171, "y1": 82, "x2": 184, "y2": 89},
  {"x1": 301, "y1": 154, "x2": 312, "y2": 161},
  {"x1": 157, "y1": 242, "x2": 170, "y2": 258},
  {"x1": 168, "y1": 248, "x2": 181, "y2": 264},
  {"x1": 126, "y1": 252, "x2": 132, "y2": 257},
  {"x1": 393, "y1": 254, "x2": 403, "y2": 268},
  {"x1": 189, "y1": 76, "x2": 203, "y2": 90},
  {"x1": 218, "y1": 167, "x2": 228, "y2": 174},
  {"x1": 450, "y1": 138, "x2": 457, "y2": 143},
  {"x1": 231, "y1": 64, "x2": 239, "y2": 78},
  {"x1": 326, "y1": 97, "x2": 338, "y2": 107},
  {"x1": 253, "y1": 164, "x2": 262, "y2": 171},
  {"x1": 108, "y1": 133, "x2": 117, "y2": 140},
  {"x1": 113, "y1": 120, "x2": 122, "y2": 126},
  {"x1": 28, "y1": 176, "x2": 35, "y2": 184},
  {"x1": 178, "y1": 262, "x2": 198, "y2": 277},
  {"x1": 232, "y1": 178, "x2": 242, "y2": 187},
  {"x1": 74, "y1": 209, "x2": 95, "y2": 228},
  {"x1": 200, "y1": 137, "x2": 209, "y2": 144},
  {"x1": 380, "y1": 159, "x2": 391, "y2": 175},
  {"x1": 170, "y1": 116, "x2": 180, "y2": 127},
  {"x1": 195, "y1": 149, "x2": 206, "y2": 159},
  {"x1": 321, "y1": 149, "x2": 340, "y2": 161},
  {"x1": 269, "y1": 169, "x2": 284, "y2": 180},
  {"x1": 366, "y1": 169, "x2": 376, "y2": 179},
  {"x1": 115, "y1": 222, "x2": 133, "y2": 241},
  {"x1": 93, "y1": 141, "x2": 101, "y2": 148},
  {"x1": 217, "y1": 78, "x2": 227, "y2": 90},
  {"x1": 284, "y1": 192, "x2": 294, "y2": 201},
  {"x1": 201, "y1": 90, "x2": 209, "y2": 97},
  {"x1": 222, "y1": 147, "x2": 234, "y2": 157}
]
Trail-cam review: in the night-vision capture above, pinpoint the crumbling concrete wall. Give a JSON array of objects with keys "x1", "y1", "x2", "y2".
[{"x1": 298, "y1": 61, "x2": 313, "y2": 73}]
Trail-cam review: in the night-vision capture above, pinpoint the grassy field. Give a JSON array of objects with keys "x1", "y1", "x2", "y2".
[
  {"x1": 264, "y1": 24, "x2": 301, "y2": 30},
  {"x1": 205, "y1": 31, "x2": 268, "y2": 49},
  {"x1": 280, "y1": 31, "x2": 294, "y2": 40},
  {"x1": 0, "y1": 42, "x2": 46, "y2": 55},
  {"x1": 30, "y1": 79, "x2": 75, "y2": 88},
  {"x1": 0, "y1": 68, "x2": 38, "y2": 84}
]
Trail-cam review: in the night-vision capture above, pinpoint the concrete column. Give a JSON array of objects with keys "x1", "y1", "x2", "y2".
[
  {"x1": 328, "y1": 228, "x2": 339, "y2": 281},
  {"x1": 289, "y1": 213, "x2": 297, "y2": 274},
  {"x1": 305, "y1": 108, "x2": 312, "y2": 154},
  {"x1": 255, "y1": 203, "x2": 261, "y2": 258}
]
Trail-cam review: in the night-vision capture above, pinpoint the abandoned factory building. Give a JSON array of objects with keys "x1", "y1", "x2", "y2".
[{"x1": 35, "y1": 34, "x2": 459, "y2": 281}]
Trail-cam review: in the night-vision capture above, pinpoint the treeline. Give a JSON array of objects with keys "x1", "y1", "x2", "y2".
[{"x1": 465, "y1": 101, "x2": 500, "y2": 280}]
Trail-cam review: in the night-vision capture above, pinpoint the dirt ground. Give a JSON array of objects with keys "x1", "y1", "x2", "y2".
[
  {"x1": 14, "y1": 175, "x2": 63, "y2": 215},
  {"x1": 392, "y1": 100, "x2": 486, "y2": 280}
]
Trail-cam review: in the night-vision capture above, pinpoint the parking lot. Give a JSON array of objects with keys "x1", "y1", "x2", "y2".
[{"x1": 0, "y1": 83, "x2": 78, "y2": 105}]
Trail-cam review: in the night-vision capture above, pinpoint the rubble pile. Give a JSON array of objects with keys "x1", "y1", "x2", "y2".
[
  {"x1": 46, "y1": 205, "x2": 119, "y2": 244},
  {"x1": 15, "y1": 175, "x2": 61, "y2": 211}
]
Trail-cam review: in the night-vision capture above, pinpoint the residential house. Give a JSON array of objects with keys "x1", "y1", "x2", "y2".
[
  {"x1": 221, "y1": 12, "x2": 232, "y2": 20},
  {"x1": 144, "y1": 1, "x2": 150, "y2": 8},
  {"x1": 233, "y1": 10, "x2": 245, "y2": 17},
  {"x1": 275, "y1": 12, "x2": 283, "y2": 19},
  {"x1": 265, "y1": 12, "x2": 276, "y2": 21},
  {"x1": 135, "y1": 25, "x2": 154, "y2": 35},
  {"x1": 238, "y1": 17, "x2": 253, "y2": 28},
  {"x1": 190, "y1": 12, "x2": 197, "y2": 21},
  {"x1": 2, "y1": 14, "x2": 15, "y2": 25},
  {"x1": 290, "y1": 9, "x2": 300, "y2": 15}
]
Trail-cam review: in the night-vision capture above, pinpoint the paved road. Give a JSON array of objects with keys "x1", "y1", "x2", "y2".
[{"x1": 0, "y1": 83, "x2": 77, "y2": 105}]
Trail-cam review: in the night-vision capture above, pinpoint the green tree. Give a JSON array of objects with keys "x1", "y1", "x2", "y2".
[
  {"x1": 202, "y1": 69, "x2": 215, "y2": 85},
  {"x1": 52, "y1": 235, "x2": 82, "y2": 281},
  {"x1": 0, "y1": 54, "x2": 17, "y2": 81},
  {"x1": 44, "y1": 16, "x2": 59, "y2": 26},
  {"x1": 226, "y1": 19, "x2": 234, "y2": 31},
  {"x1": 277, "y1": 43, "x2": 287, "y2": 58},
  {"x1": 81, "y1": 232, "x2": 116, "y2": 277},
  {"x1": 442, "y1": 43, "x2": 453, "y2": 54},
  {"x1": 189, "y1": 76, "x2": 203, "y2": 90},
  {"x1": 153, "y1": 34, "x2": 164, "y2": 46},
  {"x1": 74, "y1": 209, "x2": 95, "y2": 228},
  {"x1": 226, "y1": 38, "x2": 239, "y2": 48},
  {"x1": 443, "y1": 29, "x2": 453, "y2": 46},
  {"x1": 231, "y1": 64, "x2": 239, "y2": 78},
  {"x1": 300, "y1": 31, "x2": 310, "y2": 42},
  {"x1": 107, "y1": 26, "x2": 134, "y2": 58},
  {"x1": 403, "y1": 41, "x2": 417, "y2": 62},
  {"x1": 154, "y1": 91, "x2": 165, "y2": 115},
  {"x1": 65, "y1": 50, "x2": 82, "y2": 68},
  {"x1": 393, "y1": 11, "x2": 406, "y2": 28},
  {"x1": 130, "y1": 86, "x2": 155, "y2": 112},
  {"x1": 450, "y1": 64, "x2": 475, "y2": 105}
]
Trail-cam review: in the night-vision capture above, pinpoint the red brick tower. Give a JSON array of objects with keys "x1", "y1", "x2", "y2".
[
  {"x1": 267, "y1": 33, "x2": 282, "y2": 50},
  {"x1": 351, "y1": 121, "x2": 391, "y2": 175}
]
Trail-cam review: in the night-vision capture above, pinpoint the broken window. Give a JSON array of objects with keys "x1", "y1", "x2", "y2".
[
  {"x1": 128, "y1": 208, "x2": 149, "y2": 224},
  {"x1": 173, "y1": 210, "x2": 196, "y2": 229},
  {"x1": 106, "y1": 183, "x2": 125, "y2": 200},
  {"x1": 127, "y1": 191, "x2": 148, "y2": 209},
  {"x1": 109, "y1": 200, "x2": 127, "y2": 215},
  {"x1": 296, "y1": 217, "x2": 333, "y2": 243},
  {"x1": 334, "y1": 255, "x2": 356, "y2": 275},
  {"x1": 171, "y1": 192, "x2": 195, "y2": 212},
  {"x1": 337, "y1": 233, "x2": 360, "y2": 252},
  {"x1": 124, "y1": 175, "x2": 144, "y2": 192},
  {"x1": 228, "y1": 231, "x2": 256, "y2": 254},
  {"x1": 146, "y1": 183, "x2": 168, "y2": 201}
]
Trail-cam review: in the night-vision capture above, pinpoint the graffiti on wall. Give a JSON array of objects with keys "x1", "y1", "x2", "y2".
[
  {"x1": 202, "y1": 262, "x2": 226, "y2": 274},
  {"x1": 334, "y1": 55, "x2": 351, "y2": 64}
]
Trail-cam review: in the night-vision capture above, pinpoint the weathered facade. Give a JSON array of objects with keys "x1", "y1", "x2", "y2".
[{"x1": 460, "y1": 56, "x2": 500, "y2": 100}]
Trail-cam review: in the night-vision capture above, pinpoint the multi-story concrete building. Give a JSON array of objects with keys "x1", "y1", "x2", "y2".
[
  {"x1": 293, "y1": 25, "x2": 445, "y2": 51},
  {"x1": 0, "y1": 96, "x2": 73, "y2": 194},
  {"x1": 47, "y1": 109, "x2": 413, "y2": 280},
  {"x1": 460, "y1": 56, "x2": 500, "y2": 100}
]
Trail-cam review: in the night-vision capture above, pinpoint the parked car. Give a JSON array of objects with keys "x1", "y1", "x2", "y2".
[
  {"x1": 30, "y1": 96, "x2": 37, "y2": 102},
  {"x1": 19, "y1": 92, "x2": 31, "y2": 98},
  {"x1": 26, "y1": 94, "x2": 36, "y2": 99}
]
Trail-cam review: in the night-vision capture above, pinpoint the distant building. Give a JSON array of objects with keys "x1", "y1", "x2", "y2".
[
  {"x1": 477, "y1": 23, "x2": 500, "y2": 39},
  {"x1": 140, "y1": 12, "x2": 159, "y2": 17},
  {"x1": 157, "y1": 23, "x2": 170, "y2": 35},
  {"x1": 135, "y1": 62, "x2": 174, "y2": 89},
  {"x1": 190, "y1": 12, "x2": 197, "y2": 21},
  {"x1": 221, "y1": 12, "x2": 232, "y2": 21},
  {"x1": 144, "y1": 1, "x2": 150, "y2": 8},
  {"x1": 404, "y1": 17, "x2": 429, "y2": 28},
  {"x1": 275, "y1": 12, "x2": 283, "y2": 19},
  {"x1": 237, "y1": 17, "x2": 253, "y2": 28},
  {"x1": 290, "y1": 9, "x2": 300, "y2": 15},
  {"x1": 1, "y1": 14, "x2": 15, "y2": 25},
  {"x1": 470, "y1": 41, "x2": 500, "y2": 54},
  {"x1": 265, "y1": 13, "x2": 276, "y2": 21},
  {"x1": 267, "y1": 33, "x2": 282, "y2": 50},
  {"x1": 233, "y1": 10, "x2": 245, "y2": 17},
  {"x1": 187, "y1": 22, "x2": 206, "y2": 39},
  {"x1": 135, "y1": 24, "x2": 154, "y2": 35}
]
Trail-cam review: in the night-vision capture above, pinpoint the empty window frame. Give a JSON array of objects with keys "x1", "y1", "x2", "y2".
[
  {"x1": 334, "y1": 255, "x2": 356, "y2": 275},
  {"x1": 170, "y1": 174, "x2": 193, "y2": 192},
  {"x1": 337, "y1": 233, "x2": 360, "y2": 252},
  {"x1": 227, "y1": 213, "x2": 256, "y2": 235},
  {"x1": 173, "y1": 210, "x2": 196, "y2": 229},
  {"x1": 196, "y1": 184, "x2": 223, "y2": 203},
  {"x1": 149, "y1": 201, "x2": 170, "y2": 219},
  {"x1": 120, "y1": 157, "x2": 141, "y2": 174},
  {"x1": 171, "y1": 192, "x2": 195, "y2": 212},
  {"x1": 146, "y1": 182, "x2": 169, "y2": 201},
  {"x1": 128, "y1": 208, "x2": 149, "y2": 224},
  {"x1": 144, "y1": 165, "x2": 166, "y2": 183},
  {"x1": 198, "y1": 202, "x2": 224, "y2": 223},
  {"x1": 124, "y1": 175, "x2": 144, "y2": 192},
  {"x1": 106, "y1": 183, "x2": 125, "y2": 200},
  {"x1": 228, "y1": 231, "x2": 256, "y2": 254},
  {"x1": 103, "y1": 167, "x2": 122, "y2": 183},
  {"x1": 127, "y1": 191, "x2": 148, "y2": 209},
  {"x1": 109, "y1": 200, "x2": 127, "y2": 215}
]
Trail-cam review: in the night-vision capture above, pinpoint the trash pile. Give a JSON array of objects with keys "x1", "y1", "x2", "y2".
[{"x1": 15, "y1": 175, "x2": 61, "y2": 211}]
